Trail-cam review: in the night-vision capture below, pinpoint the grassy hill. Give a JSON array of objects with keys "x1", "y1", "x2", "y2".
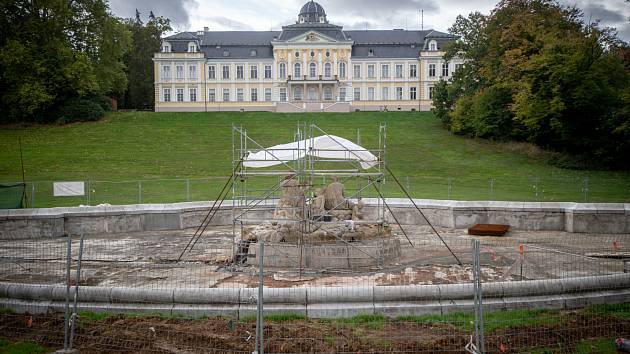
[{"x1": 1, "y1": 111, "x2": 629, "y2": 207}]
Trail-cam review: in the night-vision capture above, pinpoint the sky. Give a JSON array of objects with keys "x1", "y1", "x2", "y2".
[{"x1": 108, "y1": 0, "x2": 630, "y2": 42}]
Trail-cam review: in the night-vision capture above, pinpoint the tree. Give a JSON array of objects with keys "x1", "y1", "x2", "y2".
[
  {"x1": 120, "y1": 12, "x2": 171, "y2": 109},
  {"x1": 434, "y1": 0, "x2": 630, "y2": 168}
]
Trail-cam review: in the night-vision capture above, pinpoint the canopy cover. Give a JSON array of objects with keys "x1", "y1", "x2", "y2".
[{"x1": 243, "y1": 135, "x2": 378, "y2": 169}]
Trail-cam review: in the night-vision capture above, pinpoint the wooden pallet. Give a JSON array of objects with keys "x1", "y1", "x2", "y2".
[{"x1": 468, "y1": 224, "x2": 510, "y2": 237}]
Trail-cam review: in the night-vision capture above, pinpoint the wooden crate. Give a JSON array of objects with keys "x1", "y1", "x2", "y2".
[{"x1": 468, "y1": 224, "x2": 510, "y2": 237}]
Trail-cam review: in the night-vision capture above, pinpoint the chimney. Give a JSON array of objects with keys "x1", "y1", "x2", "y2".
[{"x1": 204, "y1": 27, "x2": 209, "y2": 32}]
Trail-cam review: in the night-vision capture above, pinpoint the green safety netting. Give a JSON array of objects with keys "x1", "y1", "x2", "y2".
[{"x1": 0, "y1": 183, "x2": 25, "y2": 209}]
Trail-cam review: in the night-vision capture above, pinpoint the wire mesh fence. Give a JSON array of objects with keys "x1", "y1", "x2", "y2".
[
  {"x1": 1, "y1": 226, "x2": 629, "y2": 353},
  {"x1": 5, "y1": 175, "x2": 630, "y2": 209}
]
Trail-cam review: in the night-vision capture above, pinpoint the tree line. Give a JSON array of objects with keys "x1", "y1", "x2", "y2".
[
  {"x1": 432, "y1": 0, "x2": 630, "y2": 169},
  {"x1": 0, "y1": 0, "x2": 171, "y2": 124}
]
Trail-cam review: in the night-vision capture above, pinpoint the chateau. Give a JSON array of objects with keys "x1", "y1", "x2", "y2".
[{"x1": 154, "y1": 1, "x2": 463, "y2": 112}]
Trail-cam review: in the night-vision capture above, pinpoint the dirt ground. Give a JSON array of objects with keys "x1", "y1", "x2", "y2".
[
  {"x1": 0, "y1": 226, "x2": 628, "y2": 289},
  {"x1": 1, "y1": 310, "x2": 629, "y2": 353}
]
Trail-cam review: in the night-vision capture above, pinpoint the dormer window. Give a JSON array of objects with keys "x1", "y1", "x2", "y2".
[
  {"x1": 250, "y1": 50, "x2": 257, "y2": 57},
  {"x1": 223, "y1": 50, "x2": 230, "y2": 57},
  {"x1": 368, "y1": 49, "x2": 375, "y2": 57},
  {"x1": 429, "y1": 40, "x2": 437, "y2": 51},
  {"x1": 188, "y1": 42, "x2": 197, "y2": 52},
  {"x1": 162, "y1": 43, "x2": 171, "y2": 53}
]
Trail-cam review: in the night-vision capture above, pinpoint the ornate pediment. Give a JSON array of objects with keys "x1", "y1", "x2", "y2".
[{"x1": 286, "y1": 31, "x2": 338, "y2": 44}]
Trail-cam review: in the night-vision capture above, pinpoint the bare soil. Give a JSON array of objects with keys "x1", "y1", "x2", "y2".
[{"x1": 1, "y1": 311, "x2": 628, "y2": 353}]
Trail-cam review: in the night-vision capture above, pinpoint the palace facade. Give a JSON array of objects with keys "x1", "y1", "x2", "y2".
[{"x1": 154, "y1": 1, "x2": 463, "y2": 112}]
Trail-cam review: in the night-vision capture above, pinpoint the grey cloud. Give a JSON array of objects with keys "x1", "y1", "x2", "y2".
[
  {"x1": 108, "y1": 0, "x2": 195, "y2": 26},
  {"x1": 339, "y1": 21, "x2": 380, "y2": 30},
  {"x1": 581, "y1": 2, "x2": 625, "y2": 23},
  {"x1": 326, "y1": 0, "x2": 439, "y2": 17},
  {"x1": 206, "y1": 16, "x2": 254, "y2": 30}
]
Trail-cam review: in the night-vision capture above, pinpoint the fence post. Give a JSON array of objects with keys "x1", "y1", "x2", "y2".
[
  {"x1": 69, "y1": 234, "x2": 84, "y2": 350},
  {"x1": 186, "y1": 179, "x2": 191, "y2": 202},
  {"x1": 62, "y1": 235, "x2": 72, "y2": 351},
  {"x1": 86, "y1": 180, "x2": 91, "y2": 206},
  {"x1": 533, "y1": 178, "x2": 540, "y2": 202},
  {"x1": 138, "y1": 181, "x2": 142, "y2": 204},
  {"x1": 31, "y1": 183, "x2": 35, "y2": 208},
  {"x1": 583, "y1": 177, "x2": 589, "y2": 203},
  {"x1": 447, "y1": 178, "x2": 452, "y2": 200},
  {"x1": 472, "y1": 239, "x2": 485, "y2": 353},
  {"x1": 254, "y1": 241, "x2": 265, "y2": 354},
  {"x1": 489, "y1": 178, "x2": 495, "y2": 200}
]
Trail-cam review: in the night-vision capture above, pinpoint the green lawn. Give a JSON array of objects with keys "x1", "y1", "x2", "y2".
[{"x1": 1, "y1": 111, "x2": 629, "y2": 207}]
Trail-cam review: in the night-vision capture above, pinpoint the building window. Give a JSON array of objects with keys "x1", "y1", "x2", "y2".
[
  {"x1": 294, "y1": 63, "x2": 301, "y2": 78},
  {"x1": 265, "y1": 88, "x2": 272, "y2": 101},
  {"x1": 455, "y1": 63, "x2": 463, "y2": 73},
  {"x1": 222, "y1": 65, "x2": 230, "y2": 79},
  {"x1": 396, "y1": 87, "x2": 403, "y2": 100},
  {"x1": 162, "y1": 44, "x2": 170, "y2": 52},
  {"x1": 188, "y1": 43, "x2": 196, "y2": 52},
  {"x1": 429, "y1": 86, "x2": 434, "y2": 99},
  {"x1": 339, "y1": 87, "x2": 346, "y2": 101},
  {"x1": 295, "y1": 51, "x2": 300, "y2": 58},
  {"x1": 324, "y1": 63, "x2": 332, "y2": 78},
  {"x1": 208, "y1": 66, "x2": 216, "y2": 79},
  {"x1": 381, "y1": 64, "x2": 389, "y2": 78},
  {"x1": 250, "y1": 49, "x2": 257, "y2": 57},
  {"x1": 250, "y1": 65, "x2": 258, "y2": 79},
  {"x1": 429, "y1": 40, "x2": 437, "y2": 51},
  {"x1": 223, "y1": 89, "x2": 230, "y2": 101},
  {"x1": 429, "y1": 64, "x2": 436, "y2": 78},
  {"x1": 251, "y1": 88, "x2": 257, "y2": 102},
  {"x1": 280, "y1": 88, "x2": 287, "y2": 101},
  {"x1": 368, "y1": 49, "x2": 375, "y2": 56},
  {"x1": 162, "y1": 66, "x2": 171, "y2": 80},
  {"x1": 208, "y1": 89, "x2": 216, "y2": 102},
  {"x1": 236, "y1": 65, "x2": 244, "y2": 79},
  {"x1": 294, "y1": 86, "x2": 303, "y2": 100},
  {"x1": 382, "y1": 87, "x2": 389, "y2": 100},
  {"x1": 189, "y1": 88, "x2": 197, "y2": 102},
  {"x1": 396, "y1": 64, "x2": 403, "y2": 78},
  {"x1": 368, "y1": 65, "x2": 375, "y2": 78},
  {"x1": 410, "y1": 64, "x2": 417, "y2": 78},
  {"x1": 237, "y1": 89, "x2": 244, "y2": 101},
  {"x1": 163, "y1": 88, "x2": 171, "y2": 102},
  {"x1": 410, "y1": 87, "x2": 417, "y2": 100},
  {"x1": 324, "y1": 87, "x2": 333, "y2": 101},
  {"x1": 442, "y1": 63, "x2": 449, "y2": 77},
  {"x1": 368, "y1": 87, "x2": 375, "y2": 100},
  {"x1": 176, "y1": 88, "x2": 184, "y2": 102},
  {"x1": 189, "y1": 65, "x2": 197, "y2": 80},
  {"x1": 310, "y1": 62, "x2": 317, "y2": 78},
  {"x1": 223, "y1": 50, "x2": 230, "y2": 57},
  {"x1": 339, "y1": 62, "x2": 346, "y2": 79},
  {"x1": 265, "y1": 65, "x2": 272, "y2": 79},
  {"x1": 176, "y1": 65, "x2": 184, "y2": 79},
  {"x1": 353, "y1": 65, "x2": 361, "y2": 79},
  {"x1": 279, "y1": 63, "x2": 286, "y2": 79},
  {"x1": 326, "y1": 51, "x2": 330, "y2": 58},
  {"x1": 354, "y1": 87, "x2": 361, "y2": 101}
]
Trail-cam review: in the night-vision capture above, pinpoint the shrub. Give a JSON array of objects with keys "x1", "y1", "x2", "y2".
[
  {"x1": 87, "y1": 94, "x2": 113, "y2": 112},
  {"x1": 57, "y1": 98, "x2": 105, "y2": 124}
]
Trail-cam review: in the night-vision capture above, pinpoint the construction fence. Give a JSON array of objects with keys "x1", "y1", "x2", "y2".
[
  {"x1": 0, "y1": 230, "x2": 629, "y2": 353},
  {"x1": 5, "y1": 175, "x2": 630, "y2": 209}
]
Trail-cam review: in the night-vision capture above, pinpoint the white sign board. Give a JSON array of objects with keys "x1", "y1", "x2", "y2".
[{"x1": 53, "y1": 182, "x2": 85, "y2": 197}]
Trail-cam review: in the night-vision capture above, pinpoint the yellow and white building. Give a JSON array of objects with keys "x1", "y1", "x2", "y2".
[{"x1": 154, "y1": 1, "x2": 463, "y2": 113}]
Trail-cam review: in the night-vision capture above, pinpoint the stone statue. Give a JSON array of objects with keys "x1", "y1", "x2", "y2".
[{"x1": 323, "y1": 176, "x2": 347, "y2": 210}]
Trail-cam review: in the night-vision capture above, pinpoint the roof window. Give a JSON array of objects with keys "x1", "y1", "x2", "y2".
[
  {"x1": 368, "y1": 49, "x2": 375, "y2": 56},
  {"x1": 251, "y1": 49, "x2": 257, "y2": 57},
  {"x1": 223, "y1": 50, "x2": 230, "y2": 57}
]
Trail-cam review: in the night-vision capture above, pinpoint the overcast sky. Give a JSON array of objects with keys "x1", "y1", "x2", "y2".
[{"x1": 109, "y1": 0, "x2": 630, "y2": 42}]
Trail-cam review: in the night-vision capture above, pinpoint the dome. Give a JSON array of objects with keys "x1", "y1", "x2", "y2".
[{"x1": 298, "y1": 1, "x2": 327, "y2": 23}]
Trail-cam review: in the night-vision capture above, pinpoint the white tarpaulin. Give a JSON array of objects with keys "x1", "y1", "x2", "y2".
[
  {"x1": 243, "y1": 135, "x2": 378, "y2": 169},
  {"x1": 53, "y1": 182, "x2": 85, "y2": 197}
]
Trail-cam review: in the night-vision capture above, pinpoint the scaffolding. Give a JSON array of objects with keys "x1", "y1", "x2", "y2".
[{"x1": 230, "y1": 122, "x2": 391, "y2": 271}]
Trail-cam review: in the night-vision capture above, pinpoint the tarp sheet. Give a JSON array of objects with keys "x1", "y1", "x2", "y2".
[{"x1": 243, "y1": 135, "x2": 378, "y2": 169}]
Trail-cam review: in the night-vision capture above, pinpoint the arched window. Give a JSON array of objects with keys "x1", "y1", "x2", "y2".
[
  {"x1": 324, "y1": 63, "x2": 332, "y2": 78},
  {"x1": 162, "y1": 42, "x2": 171, "y2": 53},
  {"x1": 294, "y1": 86, "x2": 303, "y2": 101},
  {"x1": 279, "y1": 63, "x2": 286, "y2": 79},
  {"x1": 310, "y1": 62, "x2": 317, "y2": 78},
  {"x1": 339, "y1": 62, "x2": 346, "y2": 79},
  {"x1": 188, "y1": 42, "x2": 197, "y2": 52},
  {"x1": 294, "y1": 63, "x2": 301, "y2": 78},
  {"x1": 429, "y1": 40, "x2": 437, "y2": 51}
]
